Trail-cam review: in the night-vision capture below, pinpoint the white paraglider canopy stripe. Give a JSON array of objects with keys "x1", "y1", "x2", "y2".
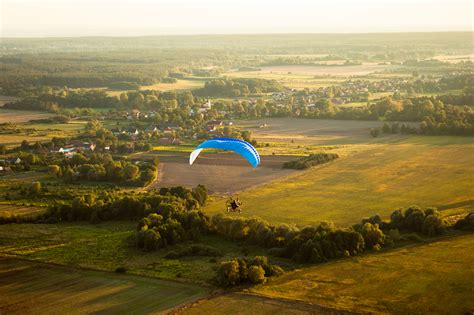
[
  {"x1": 189, "y1": 138, "x2": 260, "y2": 168},
  {"x1": 189, "y1": 148, "x2": 203, "y2": 165}
]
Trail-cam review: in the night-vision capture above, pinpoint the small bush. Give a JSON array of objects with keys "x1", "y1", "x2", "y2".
[
  {"x1": 115, "y1": 267, "x2": 127, "y2": 273},
  {"x1": 215, "y1": 256, "x2": 283, "y2": 287},
  {"x1": 248, "y1": 265, "x2": 266, "y2": 284},
  {"x1": 283, "y1": 153, "x2": 339, "y2": 170},
  {"x1": 388, "y1": 229, "x2": 401, "y2": 242}
]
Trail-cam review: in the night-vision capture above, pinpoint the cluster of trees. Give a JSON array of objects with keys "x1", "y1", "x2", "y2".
[
  {"x1": 216, "y1": 256, "x2": 284, "y2": 287},
  {"x1": 195, "y1": 78, "x2": 284, "y2": 97},
  {"x1": 48, "y1": 153, "x2": 158, "y2": 187},
  {"x1": 373, "y1": 104, "x2": 473, "y2": 137},
  {"x1": 282, "y1": 153, "x2": 339, "y2": 170},
  {"x1": 47, "y1": 185, "x2": 208, "y2": 223},
  {"x1": 209, "y1": 205, "x2": 454, "y2": 265},
  {"x1": 453, "y1": 212, "x2": 474, "y2": 231},
  {"x1": 135, "y1": 186, "x2": 210, "y2": 250},
  {"x1": 4, "y1": 90, "x2": 120, "y2": 111},
  {"x1": 136, "y1": 211, "x2": 210, "y2": 251},
  {"x1": 387, "y1": 206, "x2": 447, "y2": 236}
]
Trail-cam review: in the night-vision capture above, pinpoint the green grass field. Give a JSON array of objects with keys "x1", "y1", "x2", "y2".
[
  {"x1": 251, "y1": 234, "x2": 474, "y2": 314},
  {"x1": 222, "y1": 70, "x2": 347, "y2": 89},
  {"x1": 203, "y1": 119, "x2": 474, "y2": 227},
  {"x1": 0, "y1": 257, "x2": 208, "y2": 314},
  {"x1": 0, "y1": 204, "x2": 47, "y2": 220},
  {"x1": 140, "y1": 79, "x2": 206, "y2": 91},
  {"x1": 0, "y1": 222, "x2": 292, "y2": 284},
  {"x1": 0, "y1": 119, "x2": 86, "y2": 146},
  {"x1": 204, "y1": 138, "x2": 474, "y2": 226}
]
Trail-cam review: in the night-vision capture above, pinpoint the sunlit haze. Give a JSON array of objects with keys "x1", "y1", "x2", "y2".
[{"x1": 1, "y1": 0, "x2": 472, "y2": 37}]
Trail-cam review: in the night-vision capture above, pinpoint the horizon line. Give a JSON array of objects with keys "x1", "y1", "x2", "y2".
[{"x1": 2, "y1": 30, "x2": 473, "y2": 40}]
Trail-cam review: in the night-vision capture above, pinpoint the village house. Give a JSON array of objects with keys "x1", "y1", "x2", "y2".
[
  {"x1": 146, "y1": 125, "x2": 159, "y2": 133},
  {"x1": 5, "y1": 157, "x2": 22, "y2": 165},
  {"x1": 192, "y1": 99, "x2": 212, "y2": 115},
  {"x1": 204, "y1": 120, "x2": 223, "y2": 132},
  {"x1": 126, "y1": 127, "x2": 140, "y2": 136},
  {"x1": 55, "y1": 141, "x2": 96, "y2": 156},
  {"x1": 159, "y1": 137, "x2": 182, "y2": 145}
]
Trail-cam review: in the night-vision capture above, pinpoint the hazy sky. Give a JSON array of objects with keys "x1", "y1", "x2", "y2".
[{"x1": 1, "y1": 0, "x2": 472, "y2": 37}]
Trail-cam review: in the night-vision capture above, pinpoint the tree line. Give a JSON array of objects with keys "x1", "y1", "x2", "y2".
[
  {"x1": 48, "y1": 153, "x2": 158, "y2": 187},
  {"x1": 282, "y1": 153, "x2": 339, "y2": 170}
]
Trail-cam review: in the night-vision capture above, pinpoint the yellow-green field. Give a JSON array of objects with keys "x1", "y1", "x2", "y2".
[
  {"x1": 430, "y1": 53, "x2": 474, "y2": 63},
  {"x1": 251, "y1": 234, "x2": 474, "y2": 314},
  {"x1": 204, "y1": 118, "x2": 474, "y2": 226},
  {"x1": 184, "y1": 292, "x2": 331, "y2": 315},
  {"x1": 0, "y1": 257, "x2": 208, "y2": 314},
  {"x1": 223, "y1": 71, "x2": 346, "y2": 89},
  {"x1": 0, "y1": 222, "x2": 290, "y2": 284},
  {"x1": 140, "y1": 79, "x2": 206, "y2": 91},
  {"x1": 258, "y1": 63, "x2": 390, "y2": 76},
  {"x1": 0, "y1": 204, "x2": 47, "y2": 219},
  {"x1": 0, "y1": 109, "x2": 55, "y2": 123},
  {"x1": 0, "y1": 120, "x2": 86, "y2": 146}
]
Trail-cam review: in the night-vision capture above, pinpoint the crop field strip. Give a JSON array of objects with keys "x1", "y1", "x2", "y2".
[{"x1": 0, "y1": 257, "x2": 209, "y2": 314}]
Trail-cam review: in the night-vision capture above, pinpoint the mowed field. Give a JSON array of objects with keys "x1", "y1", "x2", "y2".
[
  {"x1": 140, "y1": 79, "x2": 206, "y2": 91},
  {"x1": 0, "y1": 258, "x2": 208, "y2": 314},
  {"x1": 186, "y1": 234, "x2": 474, "y2": 314},
  {"x1": 0, "y1": 204, "x2": 47, "y2": 219},
  {"x1": 204, "y1": 118, "x2": 474, "y2": 226},
  {"x1": 0, "y1": 109, "x2": 55, "y2": 123},
  {"x1": 252, "y1": 234, "x2": 474, "y2": 314},
  {"x1": 259, "y1": 63, "x2": 390, "y2": 76},
  {"x1": 183, "y1": 292, "x2": 342, "y2": 315},
  {"x1": 0, "y1": 118, "x2": 86, "y2": 147},
  {"x1": 146, "y1": 151, "x2": 297, "y2": 195}
]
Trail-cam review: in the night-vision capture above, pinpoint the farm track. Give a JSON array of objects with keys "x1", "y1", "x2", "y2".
[{"x1": 173, "y1": 291, "x2": 361, "y2": 315}]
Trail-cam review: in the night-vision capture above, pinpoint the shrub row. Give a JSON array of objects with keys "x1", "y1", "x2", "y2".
[{"x1": 282, "y1": 153, "x2": 339, "y2": 170}]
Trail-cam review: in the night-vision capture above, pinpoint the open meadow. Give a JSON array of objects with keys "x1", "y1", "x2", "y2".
[
  {"x1": 259, "y1": 63, "x2": 391, "y2": 76},
  {"x1": 0, "y1": 29, "x2": 472, "y2": 314},
  {"x1": 251, "y1": 234, "x2": 474, "y2": 314},
  {"x1": 185, "y1": 234, "x2": 474, "y2": 314},
  {"x1": 0, "y1": 204, "x2": 47, "y2": 220},
  {"x1": 140, "y1": 79, "x2": 206, "y2": 91},
  {"x1": 0, "y1": 109, "x2": 55, "y2": 123},
  {"x1": 0, "y1": 222, "x2": 291, "y2": 284},
  {"x1": 0, "y1": 119, "x2": 86, "y2": 147},
  {"x1": 0, "y1": 257, "x2": 208, "y2": 314},
  {"x1": 204, "y1": 118, "x2": 474, "y2": 226}
]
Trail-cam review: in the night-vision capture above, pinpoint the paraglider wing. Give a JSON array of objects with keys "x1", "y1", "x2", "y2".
[{"x1": 189, "y1": 137, "x2": 260, "y2": 168}]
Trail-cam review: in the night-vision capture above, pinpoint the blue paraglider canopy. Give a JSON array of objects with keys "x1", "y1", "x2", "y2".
[{"x1": 189, "y1": 137, "x2": 260, "y2": 168}]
